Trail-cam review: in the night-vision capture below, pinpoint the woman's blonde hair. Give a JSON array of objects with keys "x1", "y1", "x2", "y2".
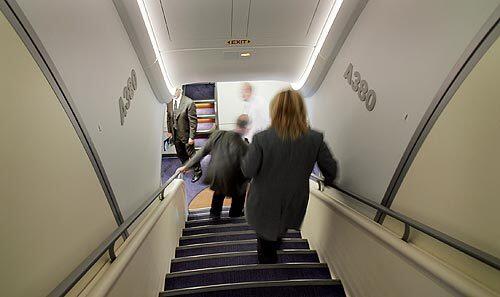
[{"x1": 270, "y1": 89, "x2": 309, "y2": 140}]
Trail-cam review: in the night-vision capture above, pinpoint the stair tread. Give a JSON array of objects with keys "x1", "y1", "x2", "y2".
[
  {"x1": 172, "y1": 249, "x2": 317, "y2": 262},
  {"x1": 167, "y1": 263, "x2": 329, "y2": 277},
  {"x1": 170, "y1": 250, "x2": 320, "y2": 272},
  {"x1": 179, "y1": 230, "x2": 301, "y2": 246},
  {"x1": 165, "y1": 264, "x2": 332, "y2": 290},
  {"x1": 189, "y1": 207, "x2": 230, "y2": 215},
  {"x1": 181, "y1": 230, "x2": 300, "y2": 239},
  {"x1": 182, "y1": 223, "x2": 252, "y2": 236},
  {"x1": 193, "y1": 99, "x2": 216, "y2": 103},
  {"x1": 160, "y1": 279, "x2": 344, "y2": 297},
  {"x1": 185, "y1": 217, "x2": 246, "y2": 228},
  {"x1": 184, "y1": 222, "x2": 249, "y2": 231},
  {"x1": 177, "y1": 238, "x2": 307, "y2": 249},
  {"x1": 175, "y1": 239, "x2": 309, "y2": 257},
  {"x1": 187, "y1": 211, "x2": 236, "y2": 220}
]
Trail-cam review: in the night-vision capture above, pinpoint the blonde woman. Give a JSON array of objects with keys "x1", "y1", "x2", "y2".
[{"x1": 242, "y1": 89, "x2": 337, "y2": 264}]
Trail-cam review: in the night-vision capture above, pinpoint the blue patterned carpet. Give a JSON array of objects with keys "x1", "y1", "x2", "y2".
[{"x1": 161, "y1": 155, "x2": 211, "y2": 206}]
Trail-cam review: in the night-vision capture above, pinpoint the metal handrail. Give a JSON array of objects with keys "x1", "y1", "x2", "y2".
[
  {"x1": 310, "y1": 174, "x2": 500, "y2": 270},
  {"x1": 48, "y1": 170, "x2": 183, "y2": 297}
]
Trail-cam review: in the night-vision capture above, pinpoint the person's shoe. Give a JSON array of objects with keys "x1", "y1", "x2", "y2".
[
  {"x1": 229, "y1": 211, "x2": 244, "y2": 218},
  {"x1": 191, "y1": 171, "x2": 202, "y2": 183}
]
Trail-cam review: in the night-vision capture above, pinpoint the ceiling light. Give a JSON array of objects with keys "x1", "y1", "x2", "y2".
[
  {"x1": 240, "y1": 52, "x2": 252, "y2": 57},
  {"x1": 137, "y1": 0, "x2": 176, "y2": 95},
  {"x1": 291, "y1": 0, "x2": 344, "y2": 90}
]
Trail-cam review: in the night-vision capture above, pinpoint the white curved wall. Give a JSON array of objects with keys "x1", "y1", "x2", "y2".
[
  {"x1": 384, "y1": 36, "x2": 500, "y2": 292},
  {"x1": 17, "y1": 0, "x2": 165, "y2": 219},
  {"x1": 301, "y1": 186, "x2": 499, "y2": 297},
  {"x1": 82, "y1": 180, "x2": 186, "y2": 297},
  {"x1": 305, "y1": 0, "x2": 499, "y2": 203},
  {"x1": 0, "y1": 12, "x2": 116, "y2": 297}
]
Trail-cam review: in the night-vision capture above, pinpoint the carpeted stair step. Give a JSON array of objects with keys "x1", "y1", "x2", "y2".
[
  {"x1": 165, "y1": 263, "x2": 331, "y2": 290},
  {"x1": 188, "y1": 207, "x2": 230, "y2": 215},
  {"x1": 196, "y1": 122, "x2": 215, "y2": 132},
  {"x1": 196, "y1": 107, "x2": 216, "y2": 115},
  {"x1": 160, "y1": 279, "x2": 345, "y2": 297},
  {"x1": 179, "y1": 230, "x2": 301, "y2": 246},
  {"x1": 175, "y1": 238, "x2": 309, "y2": 257},
  {"x1": 182, "y1": 223, "x2": 253, "y2": 236},
  {"x1": 188, "y1": 210, "x2": 235, "y2": 221},
  {"x1": 170, "y1": 250, "x2": 319, "y2": 272},
  {"x1": 185, "y1": 217, "x2": 247, "y2": 228}
]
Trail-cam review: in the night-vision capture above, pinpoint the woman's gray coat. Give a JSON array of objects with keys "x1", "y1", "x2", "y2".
[{"x1": 242, "y1": 128, "x2": 337, "y2": 241}]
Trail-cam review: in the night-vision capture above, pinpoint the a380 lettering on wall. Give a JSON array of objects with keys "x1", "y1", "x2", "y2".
[
  {"x1": 119, "y1": 69, "x2": 138, "y2": 125},
  {"x1": 343, "y1": 63, "x2": 376, "y2": 111}
]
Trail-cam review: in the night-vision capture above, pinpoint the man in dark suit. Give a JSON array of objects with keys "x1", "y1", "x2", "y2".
[
  {"x1": 166, "y1": 87, "x2": 202, "y2": 182},
  {"x1": 179, "y1": 115, "x2": 249, "y2": 218}
]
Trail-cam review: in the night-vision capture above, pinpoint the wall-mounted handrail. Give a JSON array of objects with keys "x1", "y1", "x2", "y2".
[
  {"x1": 310, "y1": 174, "x2": 500, "y2": 270},
  {"x1": 48, "y1": 170, "x2": 183, "y2": 297}
]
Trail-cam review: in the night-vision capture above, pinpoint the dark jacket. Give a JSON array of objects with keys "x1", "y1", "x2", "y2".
[
  {"x1": 167, "y1": 95, "x2": 197, "y2": 143},
  {"x1": 185, "y1": 130, "x2": 249, "y2": 197},
  {"x1": 242, "y1": 128, "x2": 337, "y2": 240}
]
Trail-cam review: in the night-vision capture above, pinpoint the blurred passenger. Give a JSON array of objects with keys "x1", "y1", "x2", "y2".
[
  {"x1": 241, "y1": 82, "x2": 269, "y2": 141},
  {"x1": 166, "y1": 86, "x2": 202, "y2": 183},
  {"x1": 180, "y1": 115, "x2": 250, "y2": 218},
  {"x1": 242, "y1": 89, "x2": 337, "y2": 264}
]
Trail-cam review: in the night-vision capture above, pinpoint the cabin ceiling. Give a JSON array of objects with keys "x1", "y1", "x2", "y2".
[{"x1": 143, "y1": 0, "x2": 337, "y2": 85}]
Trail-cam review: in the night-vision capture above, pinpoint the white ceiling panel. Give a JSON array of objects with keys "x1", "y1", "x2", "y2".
[
  {"x1": 248, "y1": 0, "x2": 323, "y2": 44},
  {"x1": 304, "y1": 0, "x2": 337, "y2": 44},
  {"x1": 162, "y1": 0, "x2": 232, "y2": 42},
  {"x1": 163, "y1": 37, "x2": 312, "y2": 50},
  {"x1": 232, "y1": 0, "x2": 251, "y2": 37},
  {"x1": 119, "y1": 0, "x2": 358, "y2": 89},
  {"x1": 162, "y1": 46, "x2": 312, "y2": 85},
  {"x1": 144, "y1": 0, "x2": 171, "y2": 55}
]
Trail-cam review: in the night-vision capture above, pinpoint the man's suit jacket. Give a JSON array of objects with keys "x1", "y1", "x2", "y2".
[
  {"x1": 185, "y1": 130, "x2": 248, "y2": 197},
  {"x1": 167, "y1": 95, "x2": 198, "y2": 143}
]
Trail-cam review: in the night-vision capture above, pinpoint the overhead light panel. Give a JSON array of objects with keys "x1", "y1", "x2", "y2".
[
  {"x1": 137, "y1": 0, "x2": 176, "y2": 95},
  {"x1": 291, "y1": 0, "x2": 344, "y2": 91}
]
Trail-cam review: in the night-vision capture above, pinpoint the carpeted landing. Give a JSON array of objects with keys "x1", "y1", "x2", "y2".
[{"x1": 161, "y1": 156, "x2": 211, "y2": 206}]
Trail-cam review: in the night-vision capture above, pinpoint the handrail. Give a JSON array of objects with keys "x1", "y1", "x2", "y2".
[
  {"x1": 310, "y1": 174, "x2": 500, "y2": 270},
  {"x1": 48, "y1": 170, "x2": 183, "y2": 297}
]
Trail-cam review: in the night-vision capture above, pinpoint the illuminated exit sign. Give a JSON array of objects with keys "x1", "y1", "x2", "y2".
[{"x1": 226, "y1": 39, "x2": 251, "y2": 46}]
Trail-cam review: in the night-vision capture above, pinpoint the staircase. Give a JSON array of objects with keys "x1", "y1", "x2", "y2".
[{"x1": 160, "y1": 207, "x2": 345, "y2": 296}]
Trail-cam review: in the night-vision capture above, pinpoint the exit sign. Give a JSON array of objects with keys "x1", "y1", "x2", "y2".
[{"x1": 226, "y1": 39, "x2": 251, "y2": 46}]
